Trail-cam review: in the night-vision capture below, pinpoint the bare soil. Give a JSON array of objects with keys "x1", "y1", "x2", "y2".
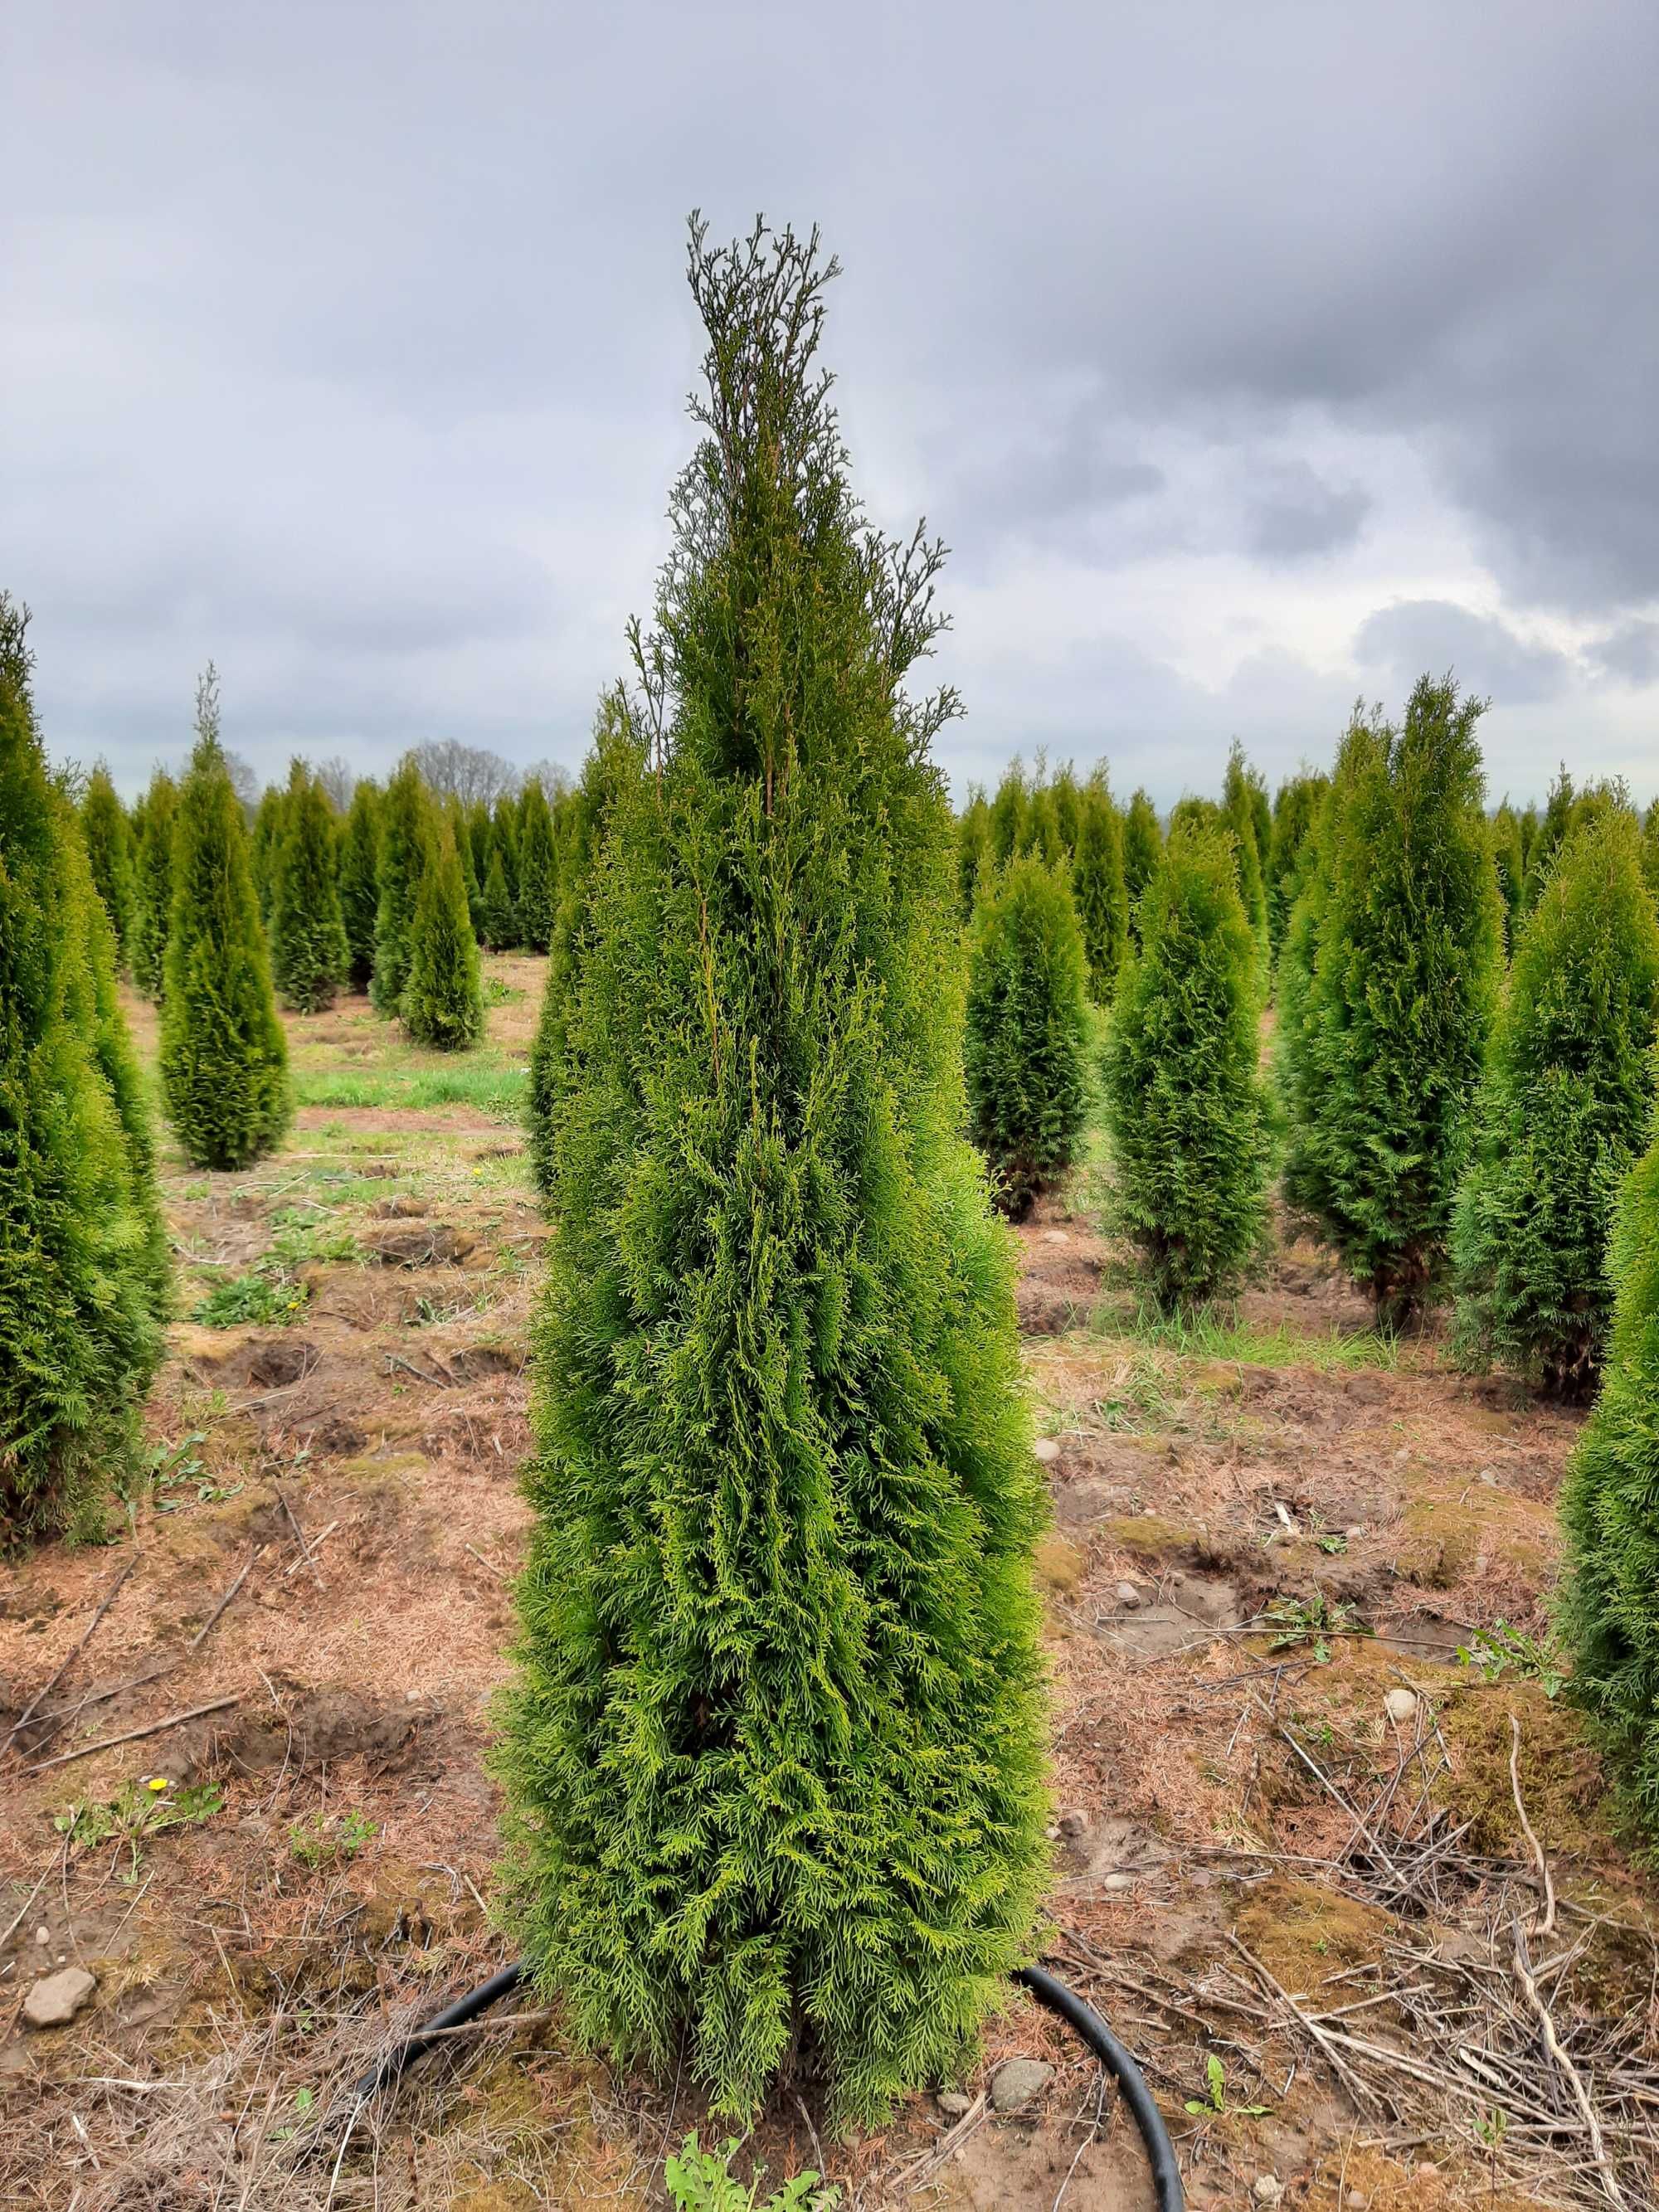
[{"x1": 2, "y1": 961, "x2": 1652, "y2": 2210}]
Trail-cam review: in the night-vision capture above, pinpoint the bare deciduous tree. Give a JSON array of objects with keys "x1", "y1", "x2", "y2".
[{"x1": 405, "y1": 740, "x2": 520, "y2": 809}]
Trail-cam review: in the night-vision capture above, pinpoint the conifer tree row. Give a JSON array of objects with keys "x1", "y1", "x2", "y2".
[
  {"x1": 80, "y1": 766, "x2": 136, "y2": 965},
  {"x1": 964, "y1": 854, "x2": 1092, "y2": 1215},
  {"x1": 337, "y1": 780, "x2": 382, "y2": 990},
  {"x1": 401, "y1": 817, "x2": 484, "y2": 1048},
  {"x1": 515, "y1": 776, "x2": 559, "y2": 951},
  {"x1": 1, "y1": 595, "x2": 168, "y2": 1544},
  {"x1": 1454, "y1": 808, "x2": 1659, "y2": 1396},
  {"x1": 159, "y1": 670, "x2": 291, "y2": 1171},
  {"x1": 1105, "y1": 819, "x2": 1274, "y2": 1307},
  {"x1": 495, "y1": 217, "x2": 1047, "y2": 2125},
  {"x1": 1070, "y1": 771, "x2": 1129, "y2": 999},
  {"x1": 130, "y1": 768, "x2": 178, "y2": 1000},
  {"x1": 270, "y1": 760, "x2": 350, "y2": 1013},
  {"x1": 1121, "y1": 788, "x2": 1163, "y2": 941},
  {"x1": 370, "y1": 760, "x2": 429, "y2": 1014},
  {"x1": 1277, "y1": 678, "x2": 1502, "y2": 1324}
]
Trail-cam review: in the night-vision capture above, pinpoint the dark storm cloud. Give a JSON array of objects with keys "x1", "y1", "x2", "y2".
[
  {"x1": 4, "y1": 0, "x2": 1658, "y2": 802},
  {"x1": 1354, "y1": 600, "x2": 1575, "y2": 707},
  {"x1": 1591, "y1": 620, "x2": 1659, "y2": 687}
]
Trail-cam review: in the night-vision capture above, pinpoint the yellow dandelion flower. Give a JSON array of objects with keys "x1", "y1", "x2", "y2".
[{"x1": 146, "y1": 1776, "x2": 170, "y2": 1792}]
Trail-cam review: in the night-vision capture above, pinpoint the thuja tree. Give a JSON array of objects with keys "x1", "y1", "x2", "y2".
[
  {"x1": 1522, "y1": 767, "x2": 1575, "y2": 910},
  {"x1": 1222, "y1": 743, "x2": 1271, "y2": 969},
  {"x1": 1, "y1": 596, "x2": 168, "y2": 1543},
  {"x1": 1278, "y1": 679, "x2": 1502, "y2": 1324},
  {"x1": 337, "y1": 780, "x2": 381, "y2": 989},
  {"x1": 1071, "y1": 771, "x2": 1128, "y2": 999},
  {"x1": 270, "y1": 761, "x2": 350, "y2": 1013},
  {"x1": 81, "y1": 766, "x2": 135, "y2": 965},
  {"x1": 527, "y1": 684, "x2": 643, "y2": 1198},
  {"x1": 479, "y1": 847, "x2": 518, "y2": 949},
  {"x1": 1559, "y1": 1115, "x2": 1659, "y2": 1827},
  {"x1": 987, "y1": 757, "x2": 1028, "y2": 865},
  {"x1": 1104, "y1": 820, "x2": 1273, "y2": 1308},
  {"x1": 370, "y1": 760, "x2": 429, "y2": 1014},
  {"x1": 488, "y1": 800, "x2": 522, "y2": 946},
  {"x1": 159, "y1": 672, "x2": 291, "y2": 1170},
  {"x1": 129, "y1": 768, "x2": 178, "y2": 999},
  {"x1": 516, "y1": 777, "x2": 559, "y2": 951},
  {"x1": 495, "y1": 219, "x2": 1047, "y2": 2124},
  {"x1": 1121, "y1": 788, "x2": 1163, "y2": 941},
  {"x1": 1266, "y1": 771, "x2": 1327, "y2": 960},
  {"x1": 249, "y1": 781, "x2": 287, "y2": 922},
  {"x1": 401, "y1": 819, "x2": 484, "y2": 1049},
  {"x1": 1453, "y1": 810, "x2": 1659, "y2": 1397},
  {"x1": 1491, "y1": 802, "x2": 1526, "y2": 953},
  {"x1": 956, "y1": 789, "x2": 991, "y2": 921},
  {"x1": 964, "y1": 855, "x2": 1092, "y2": 1217}
]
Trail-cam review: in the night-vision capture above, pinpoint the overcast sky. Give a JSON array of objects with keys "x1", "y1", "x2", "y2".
[{"x1": 5, "y1": 2, "x2": 1657, "y2": 807}]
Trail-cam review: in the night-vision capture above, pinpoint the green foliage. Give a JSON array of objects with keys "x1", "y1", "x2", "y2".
[
  {"x1": 964, "y1": 855, "x2": 1092, "y2": 1215},
  {"x1": 1456, "y1": 1619, "x2": 1566, "y2": 1699},
  {"x1": 1262, "y1": 1590, "x2": 1362, "y2": 1664},
  {"x1": 1222, "y1": 744, "x2": 1272, "y2": 969},
  {"x1": 249, "y1": 782, "x2": 288, "y2": 923},
  {"x1": 527, "y1": 685, "x2": 643, "y2": 1198},
  {"x1": 664, "y1": 2135, "x2": 837, "y2": 2212},
  {"x1": 337, "y1": 780, "x2": 381, "y2": 989},
  {"x1": 1523, "y1": 766, "x2": 1575, "y2": 909},
  {"x1": 494, "y1": 217, "x2": 1048, "y2": 2127},
  {"x1": 370, "y1": 760, "x2": 429, "y2": 1014},
  {"x1": 955, "y1": 790, "x2": 991, "y2": 921},
  {"x1": 270, "y1": 761, "x2": 350, "y2": 1014},
  {"x1": 515, "y1": 776, "x2": 559, "y2": 951},
  {"x1": 1121, "y1": 788, "x2": 1163, "y2": 940},
  {"x1": 1071, "y1": 771, "x2": 1128, "y2": 1000},
  {"x1": 1642, "y1": 800, "x2": 1659, "y2": 906},
  {"x1": 287, "y1": 1807, "x2": 378, "y2": 1866},
  {"x1": 479, "y1": 848, "x2": 517, "y2": 950},
  {"x1": 129, "y1": 769, "x2": 178, "y2": 999},
  {"x1": 81, "y1": 766, "x2": 135, "y2": 962},
  {"x1": 1185, "y1": 2052, "x2": 1272, "y2": 2120},
  {"x1": 159, "y1": 669, "x2": 291, "y2": 1171},
  {"x1": 488, "y1": 798, "x2": 522, "y2": 946},
  {"x1": 1277, "y1": 678, "x2": 1502, "y2": 1324},
  {"x1": 1104, "y1": 819, "x2": 1274, "y2": 1307},
  {"x1": 56, "y1": 1777, "x2": 224, "y2": 1882},
  {"x1": 0, "y1": 595, "x2": 169, "y2": 1544},
  {"x1": 1453, "y1": 810, "x2": 1659, "y2": 1397},
  {"x1": 449, "y1": 795, "x2": 483, "y2": 939},
  {"x1": 1491, "y1": 802, "x2": 1526, "y2": 953},
  {"x1": 1266, "y1": 771, "x2": 1327, "y2": 960},
  {"x1": 400, "y1": 819, "x2": 484, "y2": 1049},
  {"x1": 1560, "y1": 1117, "x2": 1659, "y2": 1829},
  {"x1": 987, "y1": 756, "x2": 1029, "y2": 865},
  {"x1": 192, "y1": 1269, "x2": 309, "y2": 1327}
]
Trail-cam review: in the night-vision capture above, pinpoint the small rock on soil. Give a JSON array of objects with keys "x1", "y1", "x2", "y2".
[
  {"x1": 989, "y1": 2057, "x2": 1053, "y2": 2113},
  {"x1": 24, "y1": 1966, "x2": 96, "y2": 2029}
]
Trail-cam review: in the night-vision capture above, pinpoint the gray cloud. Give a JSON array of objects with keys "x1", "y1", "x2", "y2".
[
  {"x1": 4, "y1": 0, "x2": 1659, "y2": 805},
  {"x1": 1354, "y1": 600, "x2": 1576, "y2": 707}
]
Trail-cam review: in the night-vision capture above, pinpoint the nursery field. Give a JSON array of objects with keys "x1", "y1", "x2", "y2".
[{"x1": 2, "y1": 962, "x2": 1655, "y2": 2212}]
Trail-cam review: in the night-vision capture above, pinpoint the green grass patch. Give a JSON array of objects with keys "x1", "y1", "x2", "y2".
[
  {"x1": 1113, "y1": 1304, "x2": 1402, "y2": 1372},
  {"x1": 291, "y1": 1058, "x2": 528, "y2": 1119}
]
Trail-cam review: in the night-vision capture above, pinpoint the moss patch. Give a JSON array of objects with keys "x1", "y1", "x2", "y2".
[
  {"x1": 1437, "y1": 1685, "x2": 1612, "y2": 1859},
  {"x1": 1233, "y1": 1874, "x2": 1394, "y2": 1994}
]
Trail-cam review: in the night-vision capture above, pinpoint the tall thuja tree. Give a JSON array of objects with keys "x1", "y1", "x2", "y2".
[
  {"x1": 516, "y1": 776, "x2": 559, "y2": 951},
  {"x1": 1121, "y1": 788, "x2": 1163, "y2": 943},
  {"x1": 370, "y1": 760, "x2": 429, "y2": 1014},
  {"x1": 1453, "y1": 809, "x2": 1659, "y2": 1397},
  {"x1": 249, "y1": 781, "x2": 287, "y2": 924},
  {"x1": 1222, "y1": 741, "x2": 1271, "y2": 970},
  {"x1": 964, "y1": 856, "x2": 1091, "y2": 1216},
  {"x1": 1048, "y1": 762, "x2": 1082, "y2": 857},
  {"x1": 80, "y1": 766, "x2": 135, "y2": 966},
  {"x1": 448, "y1": 796, "x2": 483, "y2": 939},
  {"x1": 129, "y1": 768, "x2": 178, "y2": 1000},
  {"x1": 1266, "y1": 771, "x2": 1327, "y2": 961},
  {"x1": 1559, "y1": 1113, "x2": 1659, "y2": 1829},
  {"x1": 987, "y1": 757, "x2": 1029, "y2": 865},
  {"x1": 1071, "y1": 769, "x2": 1128, "y2": 1000},
  {"x1": 479, "y1": 846, "x2": 518, "y2": 949},
  {"x1": 401, "y1": 817, "x2": 484, "y2": 1049},
  {"x1": 159, "y1": 671, "x2": 291, "y2": 1170},
  {"x1": 527, "y1": 684, "x2": 643, "y2": 1198},
  {"x1": 1105, "y1": 819, "x2": 1273, "y2": 1308},
  {"x1": 1, "y1": 596, "x2": 168, "y2": 1542},
  {"x1": 496, "y1": 219, "x2": 1047, "y2": 2123},
  {"x1": 270, "y1": 761, "x2": 350, "y2": 1013},
  {"x1": 1491, "y1": 801, "x2": 1527, "y2": 953},
  {"x1": 1523, "y1": 766, "x2": 1575, "y2": 910},
  {"x1": 488, "y1": 796, "x2": 522, "y2": 946},
  {"x1": 1279, "y1": 680, "x2": 1502, "y2": 1323},
  {"x1": 337, "y1": 779, "x2": 381, "y2": 989},
  {"x1": 1642, "y1": 800, "x2": 1659, "y2": 907},
  {"x1": 956, "y1": 787, "x2": 991, "y2": 921}
]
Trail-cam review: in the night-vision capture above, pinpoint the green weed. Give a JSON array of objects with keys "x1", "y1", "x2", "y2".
[
  {"x1": 1457, "y1": 1619, "x2": 1566, "y2": 1698},
  {"x1": 1263, "y1": 1592, "x2": 1365, "y2": 1664},
  {"x1": 55, "y1": 1778, "x2": 224, "y2": 1883},
  {"x1": 287, "y1": 1808, "x2": 380, "y2": 1867},
  {"x1": 664, "y1": 2135, "x2": 837, "y2": 2212},
  {"x1": 192, "y1": 1271, "x2": 308, "y2": 1327},
  {"x1": 1184, "y1": 2054, "x2": 1271, "y2": 2120}
]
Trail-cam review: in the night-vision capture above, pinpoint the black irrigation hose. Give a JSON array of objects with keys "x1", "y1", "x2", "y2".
[
  {"x1": 346, "y1": 1956, "x2": 1185, "y2": 2211},
  {"x1": 1014, "y1": 1962, "x2": 1185, "y2": 2212}
]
